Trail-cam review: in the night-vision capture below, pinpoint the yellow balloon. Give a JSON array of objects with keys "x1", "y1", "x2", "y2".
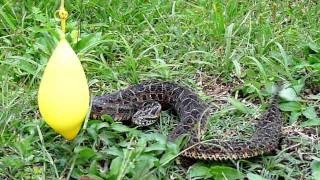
[{"x1": 38, "y1": 38, "x2": 89, "y2": 140}]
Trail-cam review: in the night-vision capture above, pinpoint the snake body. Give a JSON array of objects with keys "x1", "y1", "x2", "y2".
[{"x1": 91, "y1": 80, "x2": 282, "y2": 160}]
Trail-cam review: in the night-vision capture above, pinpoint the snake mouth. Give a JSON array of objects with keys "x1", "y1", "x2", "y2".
[
  {"x1": 90, "y1": 96, "x2": 105, "y2": 119},
  {"x1": 91, "y1": 114, "x2": 99, "y2": 119},
  {"x1": 89, "y1": 104, "x2": 102, "y2": 119},
  {"x1": 89, "y1": 111, "x2": 99, "y2": 119}
]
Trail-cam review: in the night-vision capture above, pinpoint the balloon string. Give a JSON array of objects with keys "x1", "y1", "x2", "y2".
[{"x1": 58, "y1": 0, "x2": 68, "y2": 37}]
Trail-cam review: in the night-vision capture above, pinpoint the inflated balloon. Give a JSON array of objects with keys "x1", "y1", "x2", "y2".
[{"x1": 38, "y1": 38, "x2": 89, "y2": 140}]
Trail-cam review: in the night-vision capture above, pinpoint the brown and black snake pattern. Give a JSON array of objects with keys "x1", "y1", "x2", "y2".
[{"x1": 91, "y1": 80, "x2": 282, "y2": 160}]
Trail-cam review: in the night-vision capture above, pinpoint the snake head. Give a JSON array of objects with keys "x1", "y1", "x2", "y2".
[
  {"x1": 90, "y1": 96, "x2": 134, "y2": 121},
  {"x1": 90, "y1": 96, "x2": 105, "y2": 119}
]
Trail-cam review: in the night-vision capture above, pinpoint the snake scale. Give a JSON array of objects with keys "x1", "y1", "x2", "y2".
[{"x1": 90, "y1": 80, "x2": 282, "y2": 160}]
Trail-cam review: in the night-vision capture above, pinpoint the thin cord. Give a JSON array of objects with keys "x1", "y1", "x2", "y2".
[{"x1": 77, "y1": 0, "x2": 83, "y2": 43}]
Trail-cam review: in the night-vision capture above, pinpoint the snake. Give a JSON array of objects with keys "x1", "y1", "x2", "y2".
[{"x1": 90, "y1": 80, "x2": 282, "y2": 160}]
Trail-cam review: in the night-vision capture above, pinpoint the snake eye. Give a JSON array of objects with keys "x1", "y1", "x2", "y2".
[
  {"x1": 91, "y1": 104, "x2": 103, "y2": 112},
  {"x1": 185, "y1": 118, "x2": 194, "y2": 124}
]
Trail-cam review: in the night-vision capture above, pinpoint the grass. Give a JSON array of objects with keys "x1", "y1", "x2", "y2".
[{"x1": 0, "y1": 0, "x2": 320, "y2": 179}]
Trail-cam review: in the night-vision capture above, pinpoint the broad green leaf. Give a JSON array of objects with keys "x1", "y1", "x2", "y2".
[
  {"x1": 144, "y1": 143, "x2": 166, "y2": 152},
  {"x1": 98, "y1": 132, "x2": 113, "y2": 145},
  {"x1": 17, "y1": 60, "x2": 37, "y2": 75},
  {"x1": 232, "y1": 55, "x2": 242, "y2": 78},
  {"x1": 188, "y1": 163, "x2": 211, "y2": 179},
  {"x1": 307, "y1": 42, "x2": 320, "y2": 53},
  {"x1": 132, "y1": 155, "x2": 158, "y2": 180},
  {"x1": 74, "y1": 147, "x2": 96, "y2": 164},
  {"x1": 160, "y1": 143, "x2": 180, "y2": 165},
  {"x1": 289, "y1": 112, "x2": 301, "y2": 124},
  {"x1": 210, "y1": 166, "x2": 244, "y2": 180},
  {"x1": 292, "y1": 80, "x2": 305, "y2": 94},
  {"x1": 101, "y1": 114, "x2": 114, "y2": 123},
  {"x1": 75, "y1": 32, "x2": 102, "y2": 53},
  {"x1": 312, "y1": 160, "x2": 320, "y2": 180},
  {"x1": 247, "y1": 56, "x2": 267, "y2": 80},
  {"x1": 106, "y1": 146, "x2": 123, "y2": 157},
  {"x1": 225, "y1": 23, "x2": 234, "y2": 58},
  {"x1": 301, "y1": 118, "x2": 320, "y2": 127},
  {"x1": 228, "y1": 98, "x2": 250, "y2": 114},
  {"x1": 308, "y1": 55, "x2": 320, "y2": 64},
  {"x1": 247, "y1": 173, "x2": 267, "y2": 180},
  {"x1": 142, "y1": 133, "x2": 167, "y2": 145},
  {"x1": 279, "y1": 87, "x2": 298, "y2": 101},
  {"x1": 88, "y1": 160, "x2": 100, "y2": 176},
  {"x1": 279, "y1": 102, "x2": 302, "y2": 112},
  {"x1": 97, "y1": 122, "x2": 110, "y2": 130},
  {"x1": 108, "y1": 157, "x2": 123, "y2": 178},
  {"x1": 87, "y1": 127, "x2": 98, "y2": 140},
  {"x1": 159, "y1": 152, "x2": 177, "y2": 165},
  {"x1": 302, "y1": 106, "x2": 318, "y2": 119},
  {"x1": 275, "y1": 42, "x2": 290, "y2": 67},
  {"x1": 111, "y1": 123, "x2": 132, "y2": 132}
]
